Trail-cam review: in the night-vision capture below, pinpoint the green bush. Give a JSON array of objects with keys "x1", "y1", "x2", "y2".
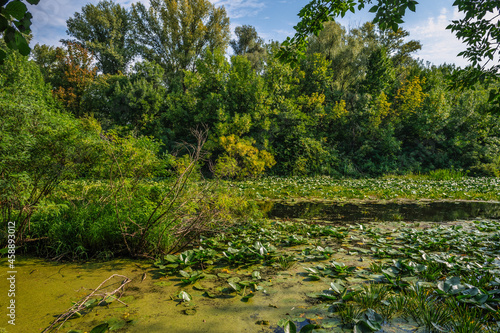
[
  {"x1": 426, "y1": 169, "x2": 467, "y2": 180},
  {"x1": 468, "y1": 164, "x2": 500, "y2": 177}
]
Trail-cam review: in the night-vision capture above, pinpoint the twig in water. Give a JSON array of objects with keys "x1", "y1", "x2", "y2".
[{"x1": 42, "y1": 274, "x2": 131, "y2": 332}]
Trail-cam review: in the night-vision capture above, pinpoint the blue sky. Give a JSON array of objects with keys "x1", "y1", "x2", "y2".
[{"x1": 28, "y1": 0, "x2": 470, "y2": 67}]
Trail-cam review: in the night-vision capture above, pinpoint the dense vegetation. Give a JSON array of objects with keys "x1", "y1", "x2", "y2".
[
  {"x1": 26, "y1": 0, "x2": 500, "y2": 178},
  {"x1": 1, "y1": 0, "x2": 499, "y2": 258},
  {"x1": 2, "y1": 2, "x2": 500, "y2": 331}
]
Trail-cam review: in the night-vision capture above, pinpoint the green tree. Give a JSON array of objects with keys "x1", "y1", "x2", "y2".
[
  {"x1": 279, "y1": 0, "x2": 499, "y2": 99},
  {"x1": 306, "y1": 21, "x2": 363, "y2": 92},
  {"x1": 0, "y1": 0, "x2": 39, "y2": 62},
  {"x1": 83, "y1": 60, "x2": 167, "y2": 137},
  {"x1": 53, "y1": 42, "x2": 97, "y2": 118},
  {"x1": 64, "y1": 0, "x2": 135, "y2": 74},
  {"x1": 230, "y1": 25, "x2": 266, "y2": 72},
  {"x1": 361, "y1": 46, "x2": 394, "y2": 95},
  {"x1": 131, "y1": 0, "x2": 230, "y2": 88},
  {"x1": 30, "y1": 43, "x2": 66, "y2": 89},
  {"x1": 0, "y1": 50, "x2": 104, "y2": 242}
]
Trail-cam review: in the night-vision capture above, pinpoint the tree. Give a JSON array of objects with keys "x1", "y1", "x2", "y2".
[
  {"x1": 278, "y1": 0, "x2": 499, "y2": 99},
  {"x1": 31, "y1": 43, "x2": 66, "y2": 88},
  {"x1": 53, "y1": 42, "x2": 97, "y2": 117},
  {"x1": 0, "y1": 49, "x2": 105, "y2": 242},
  {"x1": 230, "y1": 25, "x2": 266, "y2": 71},
  {"x1": 130, "y1": 0, "x2": 230, "y2": 88},
  {"x1": 83, "y1": 60, "x2": 167, "y2": 136},
  {"x1": 0, "y1": 0, "x2": 39, "y2": 63},
  {"x1": 64, "y1": 0, "x2": 135, "y2": 74},
  {"x1": 448, "y1": 0, "x2": 500, "y2": 101},
  {"x1": 361, "y1": 46, "x2": 394, "y2": 95}
]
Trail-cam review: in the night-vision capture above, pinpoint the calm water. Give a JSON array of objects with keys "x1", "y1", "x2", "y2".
[{"x1": 265, "y1": 201, "x2": 500, "y2": 222}]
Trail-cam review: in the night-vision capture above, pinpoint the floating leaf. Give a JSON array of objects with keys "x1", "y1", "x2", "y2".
[
  {"x1": 193, "y1": 282, "x2": 205, "y2": 290},
  {"x1": 90, "y1": 323, "x2": 109, "y2": 333},
  {"x1": 183, "y1": 308, "x2": 197, "y2": 315},
  {"x1": 107, "y1": 318, "x2": 126, "y2": 331},
  {"x1": 228, "y1": 281, "x2": 241, "y2": 292},
  {"x1": 284, "y1": 320, "x2": 297, "y2": 333},
  {"x1": 227, "y1": 277, "x2": 241, "y2": 283},
  {"x1": 203, "y1": 291, "x2": 217, "y2": 298},
  {"x1": 299, "y1": 324, "x2": 318, "y2": 333}
]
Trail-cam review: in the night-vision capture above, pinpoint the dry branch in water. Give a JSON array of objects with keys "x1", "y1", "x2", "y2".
[{"x1": 42, "y1": 274, "x2": 131, "y2": 332}]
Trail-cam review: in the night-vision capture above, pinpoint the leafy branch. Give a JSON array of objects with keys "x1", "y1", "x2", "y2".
[{"x1": 0, "y1": 0, "x2": 39, "y2": 62}]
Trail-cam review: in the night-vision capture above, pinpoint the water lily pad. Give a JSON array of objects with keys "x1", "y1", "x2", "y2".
[
  {"x1": 203, "y1": 291, "x2": 217, "y2": 298},
  {"x1": 106, "y1": 318, "x2": 126, "y2": 331},
  {"x1": 227, "y1": 277, "x2": 241, "y2": 283},
  {"x1": 178, "y1": 290, "x2": 192, "y2": 302},
  {"x1": 228, "y1": 281, "x2": 241, "y2": 292},
  {"x1": 90, "y1": 323, "x2": 109, "y2": 333},
  {"x1": 193, "y1": 282, "x2": 205, "y2": 290},
  {"x1": 239, "y1": 280, "x2": 253, "y2": 286},
  {"x1": 183, "y1": 308, "x2": 197, "y2": 315}
]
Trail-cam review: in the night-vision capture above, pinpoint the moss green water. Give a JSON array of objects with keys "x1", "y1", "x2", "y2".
[
  {"x1": 1, "y1": 214, "x2": 499, "y2": 332},
  {"x1": 0, "y1": 257, "x2": 346, "y2": 333}
]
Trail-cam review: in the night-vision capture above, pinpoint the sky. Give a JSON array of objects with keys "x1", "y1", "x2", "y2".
[{"x1": 27, "y1": 0, "x2": 472, "y2": 67}]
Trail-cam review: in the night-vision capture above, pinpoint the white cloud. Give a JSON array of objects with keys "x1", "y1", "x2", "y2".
[
  {"x1": 210, "y1": 0, "x2": 265, "y2": 19},
  {"x1": 407, "y1": 7, "x2": 468, "y2": 67},
  {"x1": 28, "y1": 0, "x2": 86, "y2": 46}
]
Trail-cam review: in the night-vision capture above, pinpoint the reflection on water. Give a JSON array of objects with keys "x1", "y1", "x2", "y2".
[{"x1": 264, "y1": 201, "x2": 500, "y2": 222}]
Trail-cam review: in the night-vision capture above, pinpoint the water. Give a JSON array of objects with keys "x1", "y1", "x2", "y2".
[
  {"x1": 5, "y1": 200, "x2": 500, "y2": 332},
  {"x1": 264, "y1": 201, "x2": 500, "y2": 222}
]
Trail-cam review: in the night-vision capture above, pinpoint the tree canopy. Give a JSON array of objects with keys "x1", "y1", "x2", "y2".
[
  {"x1": 63, "y1": 0, "x2": 135, "y2": 74},
  {"x1": 130, "y1": 0, "x2": 230, "y2": 88},
  {"x1": 278, "y1": 0, "x2": 500, "y2": 100}
]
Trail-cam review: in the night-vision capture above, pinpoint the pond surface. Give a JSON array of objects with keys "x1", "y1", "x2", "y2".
[
  {"x1": 3, "y1": 200, "x2": 499, "y2": 332},
  {"x1": 0, "y1": 257, "x2": 346, "y2": 333},
  {"x1": 263, "y1": 201, "x2": 500, "y2": 223}
]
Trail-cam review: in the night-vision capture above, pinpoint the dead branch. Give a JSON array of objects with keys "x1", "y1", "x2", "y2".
[{"x1": 42, "y1": 274, "x2": 131, "y2": 332}]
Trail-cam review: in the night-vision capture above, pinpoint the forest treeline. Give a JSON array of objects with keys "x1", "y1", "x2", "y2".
[{"x1": 9, "y1": 0, "x2": 500, "y2": 178}]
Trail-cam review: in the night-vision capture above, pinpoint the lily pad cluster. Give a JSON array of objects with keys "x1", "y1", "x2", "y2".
[
  {"x1": 229, "y1": 176, "x2": 500, "y2": 201},
  {"x1": 295, "y1": 219, "x2": 500, "y2": 332}
]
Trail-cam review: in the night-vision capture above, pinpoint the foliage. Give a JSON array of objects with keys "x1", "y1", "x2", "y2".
[
  {"x1": 394, "y1": 76, "x2": 427, "y2": 118},
  {"x1": 64, "y1": 0, "x2": 135, "y2": 74},
  {"x1": 82, "y1": 60, "x2": 167, "y2": 136},
  {"x1": 24, "y1": 3, "x2": 500, "y2": 178},
  {"x1": 130, "y1": 0, "x2": 230, "y2": 88},
  {"x1": 0, "y1": 0, "x2": 39, "y2": 62},
  {"x1": 0, "y1": 50, "x2": 104, "y2": 243},
  {"x1": 229, "y1": 175, "x2": 500, "y2": 202},
  {"x1": 279, "y1": 0, "x2": 499, "y2": 101},
  {"x1": 52, "y1": 42, "x2": 97, "y2": 117},
  {"x1": 447, "y1": 0, "x2": 500, "y2": 99},
  {"x1": 31, "y1": 43, "x2": 66, "y2": 88},
  {"x1": 230, "y1": 25, "x2": 266, "y2": 72},
  {"x1": 216, "y1": 135, "x2": 276, "y2": 179}
]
